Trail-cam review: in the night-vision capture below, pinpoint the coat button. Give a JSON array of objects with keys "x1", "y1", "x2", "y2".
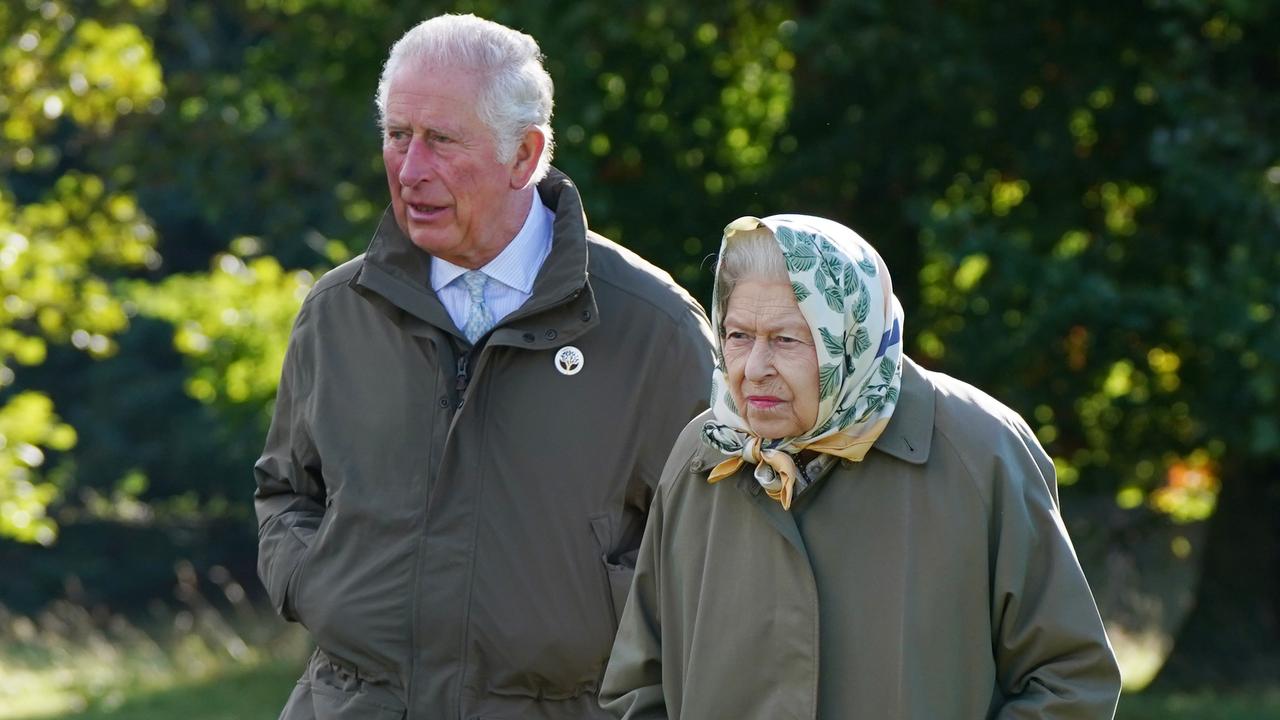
[
  {"x1": 438, "y1": 397, "x2": 449, "y2": 408},
  {"x1": 544, "y1": 329, "x2": 558, "y2": 340},
  {"x1": 580, "y1": 310, "x2": 592, "y2": 322},
  {"x1": 522, "y1": 332, "x2": 535, "y2": 343},
  {"x1": 689, "y1": 458, "x2": 704, "y2": 472}
]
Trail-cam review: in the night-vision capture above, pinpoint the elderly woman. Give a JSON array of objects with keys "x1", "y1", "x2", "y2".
[{"x1": 599, "y1": 215, "x2": 1121, "y2": 719}]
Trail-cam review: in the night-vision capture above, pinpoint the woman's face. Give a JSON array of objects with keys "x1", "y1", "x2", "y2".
[{"x1": 722, "y1": 279, "x2": 820, "y2": 439}]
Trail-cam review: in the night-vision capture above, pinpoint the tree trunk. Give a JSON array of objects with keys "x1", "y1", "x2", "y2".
[{"x1": 1151, "y1": 458, "x2": 1280, "y2": 689}]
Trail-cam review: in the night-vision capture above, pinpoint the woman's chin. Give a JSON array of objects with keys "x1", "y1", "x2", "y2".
[{"x1": 746, "y1": 417, "x2": 802, "y2": 441}]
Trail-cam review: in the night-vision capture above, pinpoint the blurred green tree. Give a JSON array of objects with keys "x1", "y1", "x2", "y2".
[
  {"x1": 0, "y1": 0, "x2": 164, "y2": 543},
  {"x1": 766, "y1": 0, "x2": 1278, "y2": 686}
]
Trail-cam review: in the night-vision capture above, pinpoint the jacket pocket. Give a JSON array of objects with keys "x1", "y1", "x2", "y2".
[
  {"x1": 589, "y1": 514, "x2": 636, "y2": 627},
  {"x1": 467, "y1": 508, "x2": 622, "y2": 701},
  {"x1": 287, "y1": 495, "x2": 336, "y2": 628},
  {"x1": 258, "y1": 510, "x2": 321, "y2": 621},
  {"x1": 307, "y1": 650, "x2": 406, "y2": 720}
]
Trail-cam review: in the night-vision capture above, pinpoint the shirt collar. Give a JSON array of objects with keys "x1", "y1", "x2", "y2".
[{"x1": 430, "y1": 190, "x2": 552, "y2": 293}]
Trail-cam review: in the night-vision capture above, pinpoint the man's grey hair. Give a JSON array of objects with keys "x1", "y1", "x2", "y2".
[
  {"x1": 376, "y1": 14, "x2": 555, "y2": 183},
  {"x1": 714, "y1": 226, "x2": 790, "y2": 328}
]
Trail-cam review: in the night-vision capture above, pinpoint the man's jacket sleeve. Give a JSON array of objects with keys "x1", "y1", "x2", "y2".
[
  {"x1": 990, "y1": 418, "x2": 1123, "y2": 718},
  {"x1": 633, "y1": 310, "x2": 715, "y2": 496},
  {"x1": 600, "y1": 479, "x2": 669, "y2": 719},
  {"x1": 254, "y1": 301, "x2": 326, "y2": 623}
]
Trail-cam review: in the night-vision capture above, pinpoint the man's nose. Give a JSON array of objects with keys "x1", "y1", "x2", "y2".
[
  {"x1": 744, "y1": 339, "x2": 775, "y2": 381},
  {"x1": 399, "y1": 137, "x2": 433, "y2": 186}
]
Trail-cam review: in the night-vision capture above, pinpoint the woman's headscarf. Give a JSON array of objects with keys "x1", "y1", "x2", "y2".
[{"x1": 701, "y1": 215, "x2": 905, "y2": 509}]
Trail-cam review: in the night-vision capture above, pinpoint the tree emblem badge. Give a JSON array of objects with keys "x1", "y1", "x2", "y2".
[{"x1": 555, "y1": 345, "x2": 584, "y2": 376}]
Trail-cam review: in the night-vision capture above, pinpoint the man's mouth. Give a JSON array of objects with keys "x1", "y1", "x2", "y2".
[{"x1": 406, "y1": 202, "x2": 446, "y2": 221}]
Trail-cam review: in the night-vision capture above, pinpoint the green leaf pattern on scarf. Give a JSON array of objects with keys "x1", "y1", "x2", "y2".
[
  {"x1": 820, "y1": 327, "x2": 844, "y2": 358},
  {"x1": 818, "y1": 362, "x2": 841, "y2": 400}
]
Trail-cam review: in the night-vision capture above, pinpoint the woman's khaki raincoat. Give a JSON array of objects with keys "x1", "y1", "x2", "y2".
[{"x1": 601, "y1": 357, "x2": 1122, "y2": 719}]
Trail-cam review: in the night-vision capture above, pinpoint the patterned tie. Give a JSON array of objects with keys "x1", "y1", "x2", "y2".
[{"x1": 462, "y1": 270, "x2": 493, "y2": 344}]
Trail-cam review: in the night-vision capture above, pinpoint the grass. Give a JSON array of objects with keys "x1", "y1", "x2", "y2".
[
  {"x1": 1117, "y1": 687, "x2": 1280, "y2": 719},
  {"x1": 9, "y1": 667, "x2": 1279, "y2": 720},
  {"x1": 10, "y1": 661, "x2": 303, "y2": 720},
  {"x1": 1, "y1": 559, "x2": 1276, "y2": 720},
  {"x1": 0, "y1": 562, "x2": 309, "y2": 720}
]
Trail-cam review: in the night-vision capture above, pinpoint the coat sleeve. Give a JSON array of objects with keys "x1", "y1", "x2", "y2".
[
  {"x1": 632, "y1": 309, "x2": 715, "y2": 498},
  {"x1": 615, "y1": 306, "x2": 713, "y2": 569},
  {"x1": 990, "y1": 419, "x2": 1122, "y2": 719},
  {"x1": 254, "y1": 300, "x2": 326, "y2": 623},
  {"x1": 600, "y1": 478, "x2": 669, "y2": 719}
]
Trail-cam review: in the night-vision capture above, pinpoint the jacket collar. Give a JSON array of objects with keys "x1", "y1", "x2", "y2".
[
  {"x1": 870, "y1": 355, "x2": 934, "y2": 464},
  {"x1": 689, "y1": 354, "x2": 935, "y2": 471},
  {"x1": 351, "y1": 167, "x2": 599, "y2": 349}
]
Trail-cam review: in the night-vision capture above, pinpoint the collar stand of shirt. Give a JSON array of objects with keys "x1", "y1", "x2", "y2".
[{"x1": 430, "y1": 190, "x2": 555, "y2": 334}]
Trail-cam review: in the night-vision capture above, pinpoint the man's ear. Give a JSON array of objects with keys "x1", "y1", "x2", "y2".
[{"x1": 508, "y1": 128, "x2": 546, "y2": 189}]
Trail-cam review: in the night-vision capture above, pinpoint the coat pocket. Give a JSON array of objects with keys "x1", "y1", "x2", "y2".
[
  {"x1": 306, "y1": 651, "x2": 406, "y2": 720},
  {"x1": 589, "y1": 514, "x2": 637, "y2": 626},
  {"x1": 286, "y1": 495, "x2": 338, "y2": 628}
]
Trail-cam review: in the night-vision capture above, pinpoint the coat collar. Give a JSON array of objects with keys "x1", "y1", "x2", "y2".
[
  {"x1": 870, "y1": 355, "x2": 934, "y2": 465},
  {"x1": 350, "y1": 167, "x2": 599, "y2": 349}
]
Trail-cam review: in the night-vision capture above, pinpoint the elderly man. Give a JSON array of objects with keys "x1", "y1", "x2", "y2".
[{"x1": 254, "y1": 14, "x2": 714, "y2": 720}]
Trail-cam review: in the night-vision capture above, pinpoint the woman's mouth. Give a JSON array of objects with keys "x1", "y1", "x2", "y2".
[{"x1": 747, "y1": 396, "x2": 784, "y2": 409}]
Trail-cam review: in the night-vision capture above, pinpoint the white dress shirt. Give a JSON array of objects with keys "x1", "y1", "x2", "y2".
[{"x1": 430, "y1": 191, "x2": 555, "y2": 335}]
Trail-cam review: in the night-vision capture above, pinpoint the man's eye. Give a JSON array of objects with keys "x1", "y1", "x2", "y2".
[
  {"x1": 776, "y1": 336, "x2": 798, "y2": 344},
  {"x1": 430, "y1": 132, "x2": 453, "y2": 144},
  {"x1": 725, "y1": 331, "x2": 750, "y2": 342}
]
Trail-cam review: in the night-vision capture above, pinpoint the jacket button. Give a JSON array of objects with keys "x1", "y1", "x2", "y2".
[
  {"x1": 580, "y1": 310, "x2": 592, "y2": 322},
  {"x1": 438, "y1": 397, "x2": 449, "y2": 408},
  {"x1": 689, "y1": 458, "x2": 704, "y2": 471},
  {"x1": 544, "y1": 329, "x2": 558, "y2": 340},
  {"x1": 522, "y1": 332, "x2": 535, "y2": 343}
]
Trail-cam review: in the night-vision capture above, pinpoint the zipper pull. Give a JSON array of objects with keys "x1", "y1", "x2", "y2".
[{"x1": 455, "y1": 353, "x2": 470, "y2": 395}]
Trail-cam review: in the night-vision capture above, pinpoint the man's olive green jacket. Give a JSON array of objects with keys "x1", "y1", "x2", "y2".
[
  {"x1": 255, "y1": 169, "x2": 714, "y2": 720},
  {"x1": 601, "y1": 357, "x2": 1122, "y2": 719}
]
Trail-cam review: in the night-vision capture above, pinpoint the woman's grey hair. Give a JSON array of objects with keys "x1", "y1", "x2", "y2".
[
  {"x1": 714, "y1": 226, "x2": 790, "y2": 325},
  {"x1": 375, "y1": 14, "x2": 555, "y2": 183}
]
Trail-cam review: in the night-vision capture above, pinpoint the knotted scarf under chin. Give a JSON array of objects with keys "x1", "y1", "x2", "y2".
[{"x1": 702, "y1": 424, "x2": 888, "y2": 510}]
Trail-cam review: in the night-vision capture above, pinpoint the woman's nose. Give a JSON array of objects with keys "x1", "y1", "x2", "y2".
[{"x1": 744, "y1": 340, "x2": 775, "y2": 380}]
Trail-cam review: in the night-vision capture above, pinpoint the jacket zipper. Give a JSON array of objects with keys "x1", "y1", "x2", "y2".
[{"x1": 455, "y1": 352, "x2": 470, "y2": 397}]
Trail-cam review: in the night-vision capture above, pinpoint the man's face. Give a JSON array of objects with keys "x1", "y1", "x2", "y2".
[{"x1": 382, "y1": 62, "x2": 527, "y2": 268}]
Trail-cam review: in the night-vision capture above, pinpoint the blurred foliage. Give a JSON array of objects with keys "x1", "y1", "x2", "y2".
[
  {"x1": 0, "y1": 562, "x2": 307, "y2": 718},
  {"x1": 0, "y1": 0, "x2": 1276, "y2": 679},
  {"x1": 128, "y1": 243, "x2": 314, "y2": 414},
  {"x1": 1, "y1": 0, "x2": 164, "y2": 544},
  {"x1": 760, "y1": 1, "x2": 1279, "y2": 528}
]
